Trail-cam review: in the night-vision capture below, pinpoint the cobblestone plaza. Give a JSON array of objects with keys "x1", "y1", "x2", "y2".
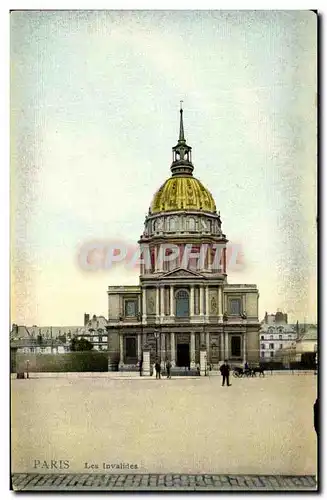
[{"x1": 11, "y1": 373, "x2": 317, "y2": 490}]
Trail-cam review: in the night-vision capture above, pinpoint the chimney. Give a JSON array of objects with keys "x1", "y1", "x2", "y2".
[{"x1": 84, "y1": 313, "x2": 90, "y2": 326}]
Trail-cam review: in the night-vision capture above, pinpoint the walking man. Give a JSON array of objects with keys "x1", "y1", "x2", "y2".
[
  {"x1": 166, "y1": 359, "x2": 171, "y2": 379},
  {"x1": 139, "y1": 359, "x2": 143, "y2": 377},
  {"x1": 155, "y1": 360, "x2": 161, "y2": 379},
  {"x1": 220, "y1": 360, "x2": 231, "y2": 387}
]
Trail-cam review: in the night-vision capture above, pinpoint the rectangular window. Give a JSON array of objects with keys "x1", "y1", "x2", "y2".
[
  {"x1": 270, "y1": 352, "x2": 274, "y2": 358},
  {"x1": 260, "y1": 351, "x2": 265, "y2": 358},
  {"x1": 261, "y1": 344, "x2": 265, "y2": 350},
  {"x1": 279, "y1": 344, "x2": 283, "y2": 349},
  {"x1": 228, "y1": 298, "x2": 241, "y2": 315},
  {"x1": 260, "y1": 335, "x2": 264, "y2": 340},
  {"x1": 125, "y1": 300, "x2": 137, "y2": 317},
  {"x1": 102, "y1": 336, "x2": 107, "y2": 342},
  {"x1": 279, "y1": 335, "x2": 282, "y2": 339},
  {"x1": 269, "y1": 343, "x2": 274, "y2": 349}
]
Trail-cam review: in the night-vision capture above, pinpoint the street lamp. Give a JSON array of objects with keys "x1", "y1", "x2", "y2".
[{"x1": 154, "y1": 329, "x2": 159, "y2": 361}]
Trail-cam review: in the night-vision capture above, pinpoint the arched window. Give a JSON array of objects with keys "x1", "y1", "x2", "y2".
[
  {"x1": 175, "y1": 289, "x2": 189, "y2": 317},
  {"x1": 188, "y1": 217, "x2": 195, "y2": 231},
  {"x1": 169, "y1": 217, "x2": 176, "y2": 231}
]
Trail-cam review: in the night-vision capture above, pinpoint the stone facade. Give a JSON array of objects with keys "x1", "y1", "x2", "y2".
[{"x1": 106, "y1": 108, "x2": 260, "y2": 370}]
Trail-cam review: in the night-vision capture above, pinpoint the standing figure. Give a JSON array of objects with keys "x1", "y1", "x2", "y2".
[
  {"x1": 155, "y1": 361, "x2": 161, "y2": 379},
  {"x1": 166, "y1": 359, "x2": 172, "y2": 379},
  {"x1": 220, "y1": 360, "x2": 231, "y2": 387},
  {"x1": 139, "y1": 359, "x2": 143, "y2": 377}
]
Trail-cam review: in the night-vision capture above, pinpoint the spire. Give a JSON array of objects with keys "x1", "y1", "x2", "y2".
[
  {"x1": 171, "y1": 103, "x2": 194, "y2": 177},
  {"x1": 179, "y1": 101, "x2": 185, "y2": 142}
]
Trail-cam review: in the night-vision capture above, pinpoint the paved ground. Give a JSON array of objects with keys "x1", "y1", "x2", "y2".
[
  {"x1": 12, "y1": 473, "x2": 317, "y2": 491},
  {"x1": 11, "y1": 373, "x2": 317, "y2": 489}
]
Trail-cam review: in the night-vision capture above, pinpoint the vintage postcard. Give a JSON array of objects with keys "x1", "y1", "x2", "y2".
[{"x1": 10, "y1": 10, "x2": 317, "y2": 491}]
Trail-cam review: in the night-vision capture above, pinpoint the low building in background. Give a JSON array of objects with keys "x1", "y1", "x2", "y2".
[
  {"x1": 259, "y1": 312, "x2": 297, "y2": 362},
  {"x1": 295, "y1": 326, "x2": 318, "y2": 362},
  {"x1": 76, "y1": 314, "x2": 109, "y2": 351},
  {"x1": 272, "y1": 325, "x2": 318, "y2": 368},
  {"x1": 10, "y1": 324, "x2": 74, "y2": 354}
]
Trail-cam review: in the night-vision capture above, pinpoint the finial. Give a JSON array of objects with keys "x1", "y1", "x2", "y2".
[
  {"x1": 170, "y1": 102, "x2": 194, "y2": 177},
  {"x1": 179, "y1": 101, "x2": 185, "y2": 142}
]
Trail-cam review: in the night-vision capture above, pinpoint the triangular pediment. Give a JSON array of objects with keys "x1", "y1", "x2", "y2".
[{"x1": 160, "y1": 267, "x2": 205, "y2": 279}]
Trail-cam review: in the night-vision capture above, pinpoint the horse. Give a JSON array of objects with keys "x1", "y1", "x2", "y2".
[{"x1": 251, "y1": 366, "x2": 265, "y2": 377}]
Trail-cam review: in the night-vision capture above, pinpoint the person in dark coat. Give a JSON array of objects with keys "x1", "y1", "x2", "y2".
[
  {"x1": 220, "y1": 360, "x2": 231, "y2": 387},
  {"x1": 166, "y1": 359, "x2": 171, "y2": 379},
  {"x1": 155, "y1": 361, "x2": 161, "y2": 379},
  {"x1": 314, "y1": 398, "x2": 319, "y2": 436},
  {"x1": 138, "y1": 359, "x2": 143, "y2": 377}
]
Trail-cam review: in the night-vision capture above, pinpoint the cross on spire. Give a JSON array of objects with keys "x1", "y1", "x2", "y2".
[
  {"x1": 179, "y1": 101, "x2": 185, "y2": 142},
  {"x1": 171, "y1": 103, "x2": 194, "y2": 177}
]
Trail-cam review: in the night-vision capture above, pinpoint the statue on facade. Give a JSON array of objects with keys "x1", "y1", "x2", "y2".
[
  {"x1": 148, "y1": 297, "x2": 155, "y2": 313},
  {"x1": 211, "y1": 297, "x2": 217, "y2": 314}
]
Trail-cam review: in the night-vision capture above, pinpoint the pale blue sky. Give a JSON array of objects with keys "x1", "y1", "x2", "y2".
[{"x1": 11, "y1": 10, "x2": 317, "y2": 325}]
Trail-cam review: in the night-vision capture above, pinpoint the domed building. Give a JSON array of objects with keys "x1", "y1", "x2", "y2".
[{"x1": 107, "y1": 107, "x2": 260, "y2": 371}]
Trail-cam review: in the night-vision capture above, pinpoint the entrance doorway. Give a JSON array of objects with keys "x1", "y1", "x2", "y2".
[
  {"x1": 177, "y1": 343, "x2": 190, "y2": 368},
  {"x1": 231, "y1": 336, "x2": 241, "y2": 357},
  {"x1": 124, "y1": 336, "x2": 137, "y2": 364}
]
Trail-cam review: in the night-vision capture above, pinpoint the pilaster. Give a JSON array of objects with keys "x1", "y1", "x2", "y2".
[
  {"x1": 171, "y1": 332, "x2": 176, "y2": 367},
  {"x1": 190, "y1": 332, "x2": 196, "y2": 368}
]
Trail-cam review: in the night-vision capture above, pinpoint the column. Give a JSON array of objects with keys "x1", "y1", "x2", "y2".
[
  {"x1": 220, "y1": 332, "x2": 225, "y2": 361},
  {"x1": 199, "y1": 286, "x2": 204, "y2": 316},
  {"x1": 137, "y1": 333, "x2": 141, "y2": 360},
  {"x1": 119, "y1": 333, "x2": 124, "y2": 367},
  {"x1": 190, "y1": 285, "x2": 195, "y2": 317},
  {"x1": 224, "y1": 330, "x2": 229, "y2": 360},
  {"x1": 156, "y1": 286, "x2": 159, "y2": 320},
  {"x1": 161, "y1": 332, "x2": 166, "y2": 366},
  {"x1": 218, "y1": 287, "x2": 223, "y2": 322},
  {"x1": 205, "y1": 286, "x2": 209, "y2": 318},
  {"x1": 170, "y1": 285, "x2": 174, "y2": 316},
  {"x1": 154, "y1": 246, "x2": 159, "y2": 272},
  {"x1": 190, "y1": 332, "x2": 196, "y2": 368},
  {"x1": 160, "y1": 286, "x2": 165, "y2": 320},
  {"x1": 142, "y1": 288, "x2": 147, "y2": 322},
  {"x1": 243, "y1": 331, "x2": 247, "y2": 363},
  {"x1": 206, "y1": 331, "x2": 210, "y2": 360},
  {"x1": 171, "y1": 332, "x2": 176, "y2": 366}
]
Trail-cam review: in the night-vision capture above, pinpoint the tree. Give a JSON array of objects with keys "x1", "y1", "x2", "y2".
[
  {"x1": 58, "y1": 334, "x2": 67, "y2": 344},
  {"x1": 70, "y1": 337, "x2": 93, "y2": 352}
]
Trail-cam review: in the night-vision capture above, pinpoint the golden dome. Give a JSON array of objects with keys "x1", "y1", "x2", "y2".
[{"x1": 150, "y1": 175, "x2": 216, "y2": 214}]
